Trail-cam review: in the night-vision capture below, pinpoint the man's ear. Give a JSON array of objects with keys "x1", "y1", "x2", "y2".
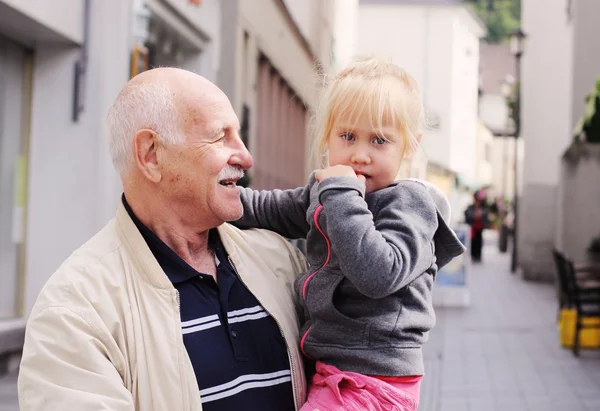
[{"x1": 133, "y1": 129, "x2": 162, "y2": 183}]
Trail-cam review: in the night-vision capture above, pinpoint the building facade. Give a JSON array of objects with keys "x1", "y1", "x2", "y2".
[
  {"x1": 218, "y1": 0, "x2": 335, "y2": 190},
  {"x1": 520, "y1": 0, "x2": 600, "y2": 281}
]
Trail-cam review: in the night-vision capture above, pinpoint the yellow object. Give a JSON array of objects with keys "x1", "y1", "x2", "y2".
[{"x1": 559, "y1": 309, "x2": 600, "y2": 348}]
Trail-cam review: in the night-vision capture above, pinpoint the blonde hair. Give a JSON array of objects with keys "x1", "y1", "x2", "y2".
[{"x1": 313, "y1": 57, "x2": 425, "y2": 166}]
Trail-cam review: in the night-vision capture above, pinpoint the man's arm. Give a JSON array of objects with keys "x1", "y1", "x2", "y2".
[
  {"x1": 318, "y1": 178, "x2": 438, "y2": 299},
  {"x1": 18, "y1": 306, "x2": 134, "y2": 411},
  {"x1": 234, "y1": 174, "x2": 316, "y2": 239}
]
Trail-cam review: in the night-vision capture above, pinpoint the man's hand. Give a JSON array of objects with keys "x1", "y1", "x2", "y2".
[{"x1": 315, "y1": 165, "x2": 366, "y2": 183}]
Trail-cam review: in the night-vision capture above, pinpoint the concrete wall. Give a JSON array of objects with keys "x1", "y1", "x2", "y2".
[
  {"x1": 571, "y1": 0, "x2": 600, "y2": 131},
  {"x1": 218, "y1": 0, "x2": 320, "y2": 113},
  {"x1": 489, "y1": 137, "x2": 518, "y2": 201},
  {"x1": 520, "y1": 0, "x2": 574, "y2": 281},
  {"x1": 0, "y1": 0, "x2": 84, "y2": 44},
  {"x1": 159, "y1": 0, "x2": 222, "y2": 82},
  {"x1": 553, "y1": 0, "x2": 600, "y2": 268},
  {"x1": 558, "y1": 148, "x2": 600, "y2": 263},
  {"x1": 332, "y1": 0, "x2": 359, "y2": 68},
  {"x1": 448, "y1": 11, "x2": 482, "y2": 182},
  {"x1": 475, "y1": 122, "x2": 494, "y2": 188},
  {"x1": 284, "y1": 0, "x2": 336, "y2": 67},
  {"x1": 23, "y1": 0, "x2": 133, "y2": 315}
]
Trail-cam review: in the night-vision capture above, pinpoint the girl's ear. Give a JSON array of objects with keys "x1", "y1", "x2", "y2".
[
  {"x1": 403, "y1": 131, "x2": 423, "y2": 159},
  {"x1": 416, "y1": 131, "x2": 423, "y2": 144}
]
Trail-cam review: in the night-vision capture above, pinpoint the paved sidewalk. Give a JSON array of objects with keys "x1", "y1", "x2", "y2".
[{"x1": 420, "y1": 233, "x2": 600, "y2": 411}]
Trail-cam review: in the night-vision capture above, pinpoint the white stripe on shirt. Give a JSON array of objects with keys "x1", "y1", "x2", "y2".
[
  {"x1": 228, "y1": 311, "x2": 269, "y2": 324},
  {"x1": 199, "y1": 370, "x2": 292, "y2": 403},
  {"x1": 227, "y1": 305, "x2": 265, "y2": 318},
  {"x1": 181, "y1": 314, "x2": 219, "y2": 328},
  {"x1": 181, "y1": 306, "x2": 269, "y2": 335},
  {"x1": 182, "y1": 320, "x2": 221, "y2": 334}
]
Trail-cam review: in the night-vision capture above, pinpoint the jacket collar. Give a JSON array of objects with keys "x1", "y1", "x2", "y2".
[{"x1": 115, "y1": 199, "x2": 241, "y2": 289}]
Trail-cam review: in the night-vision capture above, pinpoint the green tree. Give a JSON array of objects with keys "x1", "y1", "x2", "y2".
[{"x1": 467, "y1": 0, "x2": 521, "y2": 44}]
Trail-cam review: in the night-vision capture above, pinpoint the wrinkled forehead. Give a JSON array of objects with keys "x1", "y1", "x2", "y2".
[{"x1": 179, "y1": 89, "x2": 240, "y2": 139}]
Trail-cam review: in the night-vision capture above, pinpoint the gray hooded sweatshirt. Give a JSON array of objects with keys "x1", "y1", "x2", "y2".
[{"x1": 236, "y1": 174, "x2": 465, "y2": 376}]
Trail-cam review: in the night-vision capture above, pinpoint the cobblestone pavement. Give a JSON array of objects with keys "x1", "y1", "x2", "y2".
[{"x1": 420, "y1": 232, "x2": 600, "y2": 411}]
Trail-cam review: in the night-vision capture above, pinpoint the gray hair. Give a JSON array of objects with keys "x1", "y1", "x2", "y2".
[{"x1": 106, "y1": 82, "x2": 183, "y2": 175}]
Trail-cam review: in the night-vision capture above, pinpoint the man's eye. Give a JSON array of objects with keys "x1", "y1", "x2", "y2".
[{"x1": 340, "y1": 132, "x2": 355, "y2": 141}]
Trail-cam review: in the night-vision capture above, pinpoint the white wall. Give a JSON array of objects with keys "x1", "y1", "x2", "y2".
[
  {"x1": 571, "y1": 0, "x2": 600, "y2": 131},
  {"x1": 237, "y1": 0, "x2": 322, "y2": 109},
  {"x1": 283, "y1": 0, "x2": 316, "y2": 44},
  {"x1": 449, "y1": 13, "x2": 481, "y2": 181},
  {"x1": 521, "y1": 0, "x2": 573, "y2": 187},
  {"x1": 332, "y1": 0, "x2": 359, "y2": 68},
  {"x1": 23, "y1": 0, "x2": 132, "y2": 315},
  {"x1": 0, "y1": 0, "x2": 83, "y2": 44},
  {"x1": 475, "y1": 122, "x2": 494, "y2": 188},
  {"x1": 161, "y1": 0, "x2": 222, "y2": 82},
  {"x1": 479, "y1": 94, "x2": 510, "y2": 133},
  {"x1": 218, "y1": 0, "x2": 333, "y2": 176},
  {"x1": 519, "y1": 0, "x2": 574, "y2": 281}
]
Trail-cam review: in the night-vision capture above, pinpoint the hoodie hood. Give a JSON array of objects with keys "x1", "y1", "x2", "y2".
[{"x1": 409, "y1": 179, "x2": 467, "y2": 269}]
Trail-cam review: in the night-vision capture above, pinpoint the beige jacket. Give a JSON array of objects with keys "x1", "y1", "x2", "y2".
[{"x1": 18, "y1": 203, "x2": 308, "y2": 411}]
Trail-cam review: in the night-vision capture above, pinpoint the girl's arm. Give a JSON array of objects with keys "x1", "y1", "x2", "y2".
[
  {"x1": 234, "y1": 174, "x2": 316, "y2": 239},
  {"x1": 318, "y1": 178, "x2": 439, "y2": 298}
]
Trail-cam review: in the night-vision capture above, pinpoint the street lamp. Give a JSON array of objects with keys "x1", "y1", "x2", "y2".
[{"x1": 509, "y1": 28, "x2": 526, "y2": 273}]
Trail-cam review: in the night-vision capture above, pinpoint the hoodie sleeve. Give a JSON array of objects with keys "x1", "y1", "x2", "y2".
[
  {"x1": 318, "y1": 178, "x2": 463, "y2": 299},
  {"x1": 233, "y1": 173, "x2": 316, "y2": 239}
]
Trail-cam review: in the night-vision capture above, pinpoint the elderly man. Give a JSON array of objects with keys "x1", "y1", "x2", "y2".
[{"x1": 18, "y1": 68, "x2": 307, "y2": 411}]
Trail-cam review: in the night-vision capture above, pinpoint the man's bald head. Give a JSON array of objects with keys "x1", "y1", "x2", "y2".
[{"x1": 106, "y1": 68, "x2": 225, "y2": 175}]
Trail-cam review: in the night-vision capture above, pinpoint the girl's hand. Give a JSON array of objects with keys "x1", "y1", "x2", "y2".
[{"x1": 315, "y1": 165, "x2": 366, "y2": 183}]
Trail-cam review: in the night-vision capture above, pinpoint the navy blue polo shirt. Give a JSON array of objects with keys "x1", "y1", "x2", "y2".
[{"x1": 123, "y1": 197, "x2": 295, "y2": 411}]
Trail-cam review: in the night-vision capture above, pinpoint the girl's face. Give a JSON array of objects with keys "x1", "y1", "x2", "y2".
[{"x1": 327, "y1": 110, "x2": 408, "y2": 194}]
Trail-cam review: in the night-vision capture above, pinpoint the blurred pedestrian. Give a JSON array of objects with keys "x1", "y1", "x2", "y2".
[
  {"x1": 464, "y1": 191, "x2": 490, "y2": 262},
  {"x1": 234, "y1": 57, "x2": 466, "y2": 411}
]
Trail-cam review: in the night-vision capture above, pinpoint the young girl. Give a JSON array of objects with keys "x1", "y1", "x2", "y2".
[{"x1": 235, "y1": 57, "x2": 465, "y2": 410}]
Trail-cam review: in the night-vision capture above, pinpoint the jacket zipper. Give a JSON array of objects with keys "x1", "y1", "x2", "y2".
[
  {"x1": 228, "y1": 256, "x2": 300, "y2": 410},
  {"x1": 299, "y1": 204, "x2": 331, "y2": 357}
]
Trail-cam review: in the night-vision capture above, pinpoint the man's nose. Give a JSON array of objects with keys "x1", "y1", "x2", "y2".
[{"x1": 230, "y1": 139, "x2": 253, "y2": 170}]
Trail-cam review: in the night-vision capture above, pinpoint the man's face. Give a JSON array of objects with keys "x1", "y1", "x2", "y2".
[{"x1": 159, "y1": 88, "x2": 253, "y2": 227}]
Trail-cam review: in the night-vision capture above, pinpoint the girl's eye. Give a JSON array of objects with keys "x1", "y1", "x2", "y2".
[
  {"x1": 373, "y1": 136, "x2": 388, "y2": 145},
  {"x1": 341, "y1": 132, "x2": 355, "y2": 141}
]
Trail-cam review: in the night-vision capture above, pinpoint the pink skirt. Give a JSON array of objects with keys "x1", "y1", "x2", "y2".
[{"x1": 299, "y1": 361, "x2": 420, "y2": 411}]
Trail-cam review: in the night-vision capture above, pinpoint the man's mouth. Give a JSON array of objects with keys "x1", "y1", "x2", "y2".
[
  {"x1": 218, "y1": 178, "x2": 239, "y2": 188},
  {"x1": 217, "y1": 166, "x2": 245, "y2": 189}
]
